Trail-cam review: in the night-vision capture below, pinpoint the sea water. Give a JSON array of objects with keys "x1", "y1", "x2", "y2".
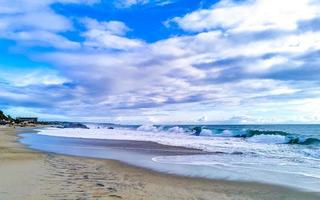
[{"x1": 20, "y1": 124, "x2": 320, "y2": 192}]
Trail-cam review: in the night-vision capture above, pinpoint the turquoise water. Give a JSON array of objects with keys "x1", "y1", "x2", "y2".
[
  {"x1": 84, "y1": 124, "x2": 320, "y2": 148},
  {"x1": 134, "y1": 124, "x2": 320, "y2": 145},
  {"x1": 20, "y1": 124, "x2": 320, "y2": 192},
  {"x1": 87, "y1": 124, "x2": 320, "y2": 144}
]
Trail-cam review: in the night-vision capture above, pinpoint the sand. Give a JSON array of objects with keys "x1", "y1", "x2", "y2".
[{"x1": 0, "y1": 126, "x2": 319, "y2": 200}]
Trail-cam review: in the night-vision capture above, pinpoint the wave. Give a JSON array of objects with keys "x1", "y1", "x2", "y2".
[
  {"x1": 137, "y1": 124, "x2": 160, "y2": 132},
  {"x1": 135, "y1": 125, "x2": 320, "y2": 146},
  {"x1": 240, "y1": 130, "x2": 289, "y2": 137},
  {"x1": 234, "y1": 129, "x2": 320, "y2": 145},
  {"x1": 33, "y1": 126, "x2": 320, "y2": 192},
  {"x1": 286, "y1": 137, "x2": 320, "y2": 145}
]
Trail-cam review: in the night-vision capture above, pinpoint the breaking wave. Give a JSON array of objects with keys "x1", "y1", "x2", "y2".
[
  {"x1": 33, "y1": 124, "x2": 320, "y2": 192},
  {"x1": 136, "y1": 125, "x2": 320, "y2": 146}
]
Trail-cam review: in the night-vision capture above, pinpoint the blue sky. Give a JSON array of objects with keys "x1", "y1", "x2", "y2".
[{"x1": 0, "y1": 0, "x2": 320, "y2": 124}]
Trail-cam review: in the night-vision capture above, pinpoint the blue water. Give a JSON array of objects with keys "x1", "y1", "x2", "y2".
[
  {"x1": 87, "y1": 123, "x2": 320, "y2": 145},
  {"x1": 141, "y1": 124, "x2": 320, "y2": 145},
  {"x1": 20, "y1": 124, "x2": 320, "y2": 192}
]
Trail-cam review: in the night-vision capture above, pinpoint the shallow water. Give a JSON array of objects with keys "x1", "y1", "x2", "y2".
[{"x1": 20, "y1": 125, "x2": 320, "y2": 192}]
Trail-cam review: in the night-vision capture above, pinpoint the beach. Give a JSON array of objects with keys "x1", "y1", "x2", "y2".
[{"x1": 1, "y1": 126, "x2": 320, "y2": 200}]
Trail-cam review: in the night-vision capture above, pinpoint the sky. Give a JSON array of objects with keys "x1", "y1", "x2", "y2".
[{"x1": 0, "y1": 0, "x2": 320, "y2": 124}]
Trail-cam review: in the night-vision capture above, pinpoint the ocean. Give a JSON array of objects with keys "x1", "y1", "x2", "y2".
[{"x1": 20, "y1": 124, "x2": 320, "y2": 192}]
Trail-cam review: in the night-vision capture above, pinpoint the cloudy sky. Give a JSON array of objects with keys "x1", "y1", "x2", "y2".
[{"x1": 0, "y1": 0, "x2": 320, "y2": 124}]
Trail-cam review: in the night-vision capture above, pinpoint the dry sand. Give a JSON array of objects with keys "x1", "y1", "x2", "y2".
[{"x1": 0, "y1": 126, "x2": 319, "y2": 200}]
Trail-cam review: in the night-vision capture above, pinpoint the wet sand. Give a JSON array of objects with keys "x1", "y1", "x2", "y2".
[{"x1": 1, "y1": 126, "x2": 319, "y2": 200}]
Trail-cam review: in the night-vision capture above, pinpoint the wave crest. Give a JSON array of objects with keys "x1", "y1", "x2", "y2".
[
  {"x1": 134, "y1": 125, "x2": 319, "y2": 146},
  {"x1": 187, "y1": 127, "x2": 320, "y2": 146}
]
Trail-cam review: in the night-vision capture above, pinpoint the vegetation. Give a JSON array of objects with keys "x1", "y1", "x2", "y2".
[
  {"x1": 0, "y1": 110, "x2": 8, "y2": 120},
  {"x1": 0, "y1": 110, "x2": 14, "y2": 122}
]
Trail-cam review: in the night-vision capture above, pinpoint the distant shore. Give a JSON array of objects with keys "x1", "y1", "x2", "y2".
[{"x1": 1, "y1": 126, "x2": 319, "y2": 200}]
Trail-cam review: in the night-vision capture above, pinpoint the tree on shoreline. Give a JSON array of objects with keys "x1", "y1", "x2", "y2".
[
  {"x1": 0, "y1": 110, "x2": 13, "y2": 122},
  {"x1": 0, "y1": 110, "x2": 8, "y2": 120}
]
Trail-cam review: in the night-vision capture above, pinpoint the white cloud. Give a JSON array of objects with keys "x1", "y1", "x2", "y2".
[
  {"x1": 0, "y1": 68, "x2": 68, "y2": 87},
  {"x1": 35, "y1": 10, "x2": 320, "y2": 121},
  {"x1": 83, "y1": 29, "x2": 144, "y2": 50},
  {"x1": 24, "y1": 18, "x2": 320, "y2": 122},
  {"x1": 1, "y1": 0, "x2": 320, "y2": 123},
  {"x1": 150, "y1": 28, "x2": 320, "y2": 68},
  {"x1": 114, "y1": 0, "x2": 173, "y2": 8},
  {"x1": 171, "y1": 0, "x2": 320, "y2": 33},
  {"x1": 244, "y1": 56, "x2": 289, "y2": 73},
  {"x1": 115, "y1": 0, "x2": 149, "y2": 8},
  {"x1": 5, "y1": 10, "x2": 72, "y2": 32},
  {"x1": 82, "y1": 18, "x2": 144, "y2": 50},
  {"x1": 0, "y1": 0, "x2": 97, "y2": 49},
  {"x1": 0, "y1": 88, "x2": 32, "y2": 101},
  {"x1": 82, "y1": 18, "x2": 130, "y2": 35},
  {"x1": 6, "y1": 30, "x2": 80, "y2": 49}
]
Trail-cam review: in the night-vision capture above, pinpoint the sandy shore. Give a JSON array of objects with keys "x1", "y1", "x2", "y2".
[{"x1": 1, "y1": 127, "x2": 319, "y2": 200}]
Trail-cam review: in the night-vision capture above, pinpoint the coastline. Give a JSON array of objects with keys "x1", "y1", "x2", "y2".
[{"x1": 1, "y1": 126, "x2": 319, "y2": 200}]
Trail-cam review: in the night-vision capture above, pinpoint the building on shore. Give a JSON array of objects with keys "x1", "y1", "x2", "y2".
[{"x1": 16, "y1": 117, "x2": 38, "y2": 124}]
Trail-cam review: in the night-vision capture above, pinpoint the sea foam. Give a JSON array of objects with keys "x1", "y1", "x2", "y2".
[{"x1": 35, "y1": 126, "x2": 320, "y2": 192}]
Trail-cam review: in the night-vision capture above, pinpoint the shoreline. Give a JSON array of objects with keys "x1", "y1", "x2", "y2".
[{"x1": 1, "y1": 126, "x2": 320, "y2": 200}]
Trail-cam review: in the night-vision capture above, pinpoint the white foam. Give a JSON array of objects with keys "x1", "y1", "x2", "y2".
[
  {"x1": 37, "y1": 127, "x2": 320, "y2": 161},
  {"x1": 152, "y1": 154, "x2": 320, "y2": 184},
  {"x1": 36, "y1": 127, "x2": 320, "y2": 192},
  {"x1": 137, "y1": 124, "x2": 160, "y2": 132},
  {"x1": 246, "y1": 134, "x2": 287, "y2": 144},
  {"x1": 220, "y1": 129, "x2": 234, "y2": 137},
  {"x1": 200, "y1": 129, "x2": 212, "y2": 136},
  {"x1": 167, "y1": 126, "x2": 186, "y2": 134},
  {"x1": 37, "y1": 127, "x2": 291, "y2": 157}
]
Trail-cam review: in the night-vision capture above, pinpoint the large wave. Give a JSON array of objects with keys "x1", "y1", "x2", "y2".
[
  {"x1": 136, "y1": 125, "x2": 320, "y2": 146},
  {"x1": 234, "y1": 129, "x2": 320, "y2": 145}
]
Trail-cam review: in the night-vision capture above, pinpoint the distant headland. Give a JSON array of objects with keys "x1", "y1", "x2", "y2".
[{"x1": 0, "y1": 110, "x2": 89, "y2": 128}]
